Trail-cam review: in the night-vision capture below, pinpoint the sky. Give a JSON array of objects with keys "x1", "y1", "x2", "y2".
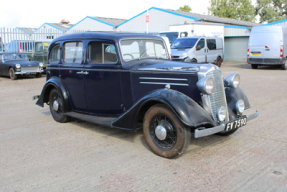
[{"x1": 0, "y1": 0, "x2": 257, "y2": 28}]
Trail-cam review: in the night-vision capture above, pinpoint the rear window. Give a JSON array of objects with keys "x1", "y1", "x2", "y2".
[
  {"x1": 251, "y1": 32, "x2": 280, "y2": 46},
  {"x1": 171, "y1": 38, "x2": 198, "y2": 49}
]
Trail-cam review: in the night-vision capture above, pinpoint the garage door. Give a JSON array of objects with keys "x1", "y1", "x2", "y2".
[{"x1": 224, "y1": 37, "x2": 249, "y2": 62}]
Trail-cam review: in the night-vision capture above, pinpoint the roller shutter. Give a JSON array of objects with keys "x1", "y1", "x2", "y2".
[{"x1": 224, "y1": 37, "x2": 249, "y2": 62}]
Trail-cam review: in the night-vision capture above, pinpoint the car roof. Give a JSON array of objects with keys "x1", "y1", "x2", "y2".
[{"x1": 51, "y1": 32, "x2": 163, "y2": 44}]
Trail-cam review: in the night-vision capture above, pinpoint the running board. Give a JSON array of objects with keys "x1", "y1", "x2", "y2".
[{"x1": 65, "y1": 112, "x2": 117, "y2": 127}]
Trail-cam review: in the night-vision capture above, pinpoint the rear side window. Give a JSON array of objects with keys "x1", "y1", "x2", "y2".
[
  {"x1": 207, "y1": 39, "x2": 216, "y2": 50},
  {"x1": 49, "y1": 44, "x2": 61, "y2": 63},
  {"x1": 64, "y1": 42, "x2": 83, "y2": 64},
  {"x1": 88, "y1": 42, "x2": 117, "y2": 64}
]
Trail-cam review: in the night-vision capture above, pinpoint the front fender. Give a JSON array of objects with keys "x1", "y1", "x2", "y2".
[
  {"x1": 225, "y1": 87, "x2": 250, "y2": 121},
  {"x1": 36, "y1": 77, "x2": 71, "y2": 112},
  {"x1": 112, "y1": 89, "x2": 216, "y2": 131}
]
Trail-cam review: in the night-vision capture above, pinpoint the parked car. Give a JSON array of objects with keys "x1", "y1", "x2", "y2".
[
  {"x1": 34, "y1": 32, "x2": 259, "y2": 158},
  {"x1": 0, "y1": 53, "x2": 43, "y2": 80},
  {"x1": 247, "y1": 25, "x2": 287, "y2": 70},
  {"x1": 171, "y1": 36, "x2": 223, "y2": 67}
]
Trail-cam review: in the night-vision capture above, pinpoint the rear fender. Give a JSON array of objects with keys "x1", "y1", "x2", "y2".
[
  {"x1": 112, "y1": 89, "x2": 216, "y2": 131},
  {"x1": 36, "y1": 77, "x2": 71, "y2": 112}
]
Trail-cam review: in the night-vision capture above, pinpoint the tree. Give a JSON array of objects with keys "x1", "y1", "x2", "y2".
[
  {"x1": 256, "y1": 0, "x2": 287, "y2": 23},
  {"x1": 178, "y1": 5, "x2": 192, "y2": 12},
  {"x1": 208, "y1": 0, "x2": 256, "y2": 22}
]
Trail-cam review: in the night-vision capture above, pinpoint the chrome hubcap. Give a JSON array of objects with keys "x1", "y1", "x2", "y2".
[
  {"x1": 53, "y1": 100, "x2": 59, "y2": 111},
  {"x1": 155, "y1": 125, "x2": 167, "y2": 140}
]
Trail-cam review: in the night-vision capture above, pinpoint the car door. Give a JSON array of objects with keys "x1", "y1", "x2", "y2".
[
  {"x1": 84, "y1": 40, "x2": 124, "y2": 115},
  {"x1": 195, "y1": 38, "x2": 206, "y2": 63},
  {"x1": 59, "y1": 41, "x2": 87, "y2": 112}
]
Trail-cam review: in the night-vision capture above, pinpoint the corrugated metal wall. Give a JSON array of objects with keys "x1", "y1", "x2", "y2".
[
  {"x1": 224, "y1": 26, "x2": 251, "y2": 37},
  {"x1": 224, "y1": 37, "x2": 249, "y2": 62}
]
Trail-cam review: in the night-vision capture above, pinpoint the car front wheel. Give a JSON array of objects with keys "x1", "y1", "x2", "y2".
[
  {"x1": 49, "y1": 88, "x2": 70, "y2": 123},
  {"x1": 143, "y1": 104, "x2": 191, "y2": 158},
  {"x1": 9, "y1": 68, "x2": 17, "y2": 80}
]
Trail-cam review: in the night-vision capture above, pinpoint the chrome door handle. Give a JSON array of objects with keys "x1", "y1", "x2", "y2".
[
  {"x1": 83, "y1": 71, "x2": 89, "y2": 75},
  {"x1": 76, "y1": 71, "x2": 84, "y2": 75}
]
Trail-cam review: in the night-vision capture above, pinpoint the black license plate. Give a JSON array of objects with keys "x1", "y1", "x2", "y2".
[{"x1": 225, "y1": 116, "x2": 247, "y2": 131}]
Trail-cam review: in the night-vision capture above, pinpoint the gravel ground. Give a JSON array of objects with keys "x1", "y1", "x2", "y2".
[{"x1": 0, "y1": 63, "x2": 286, "y2": 191}]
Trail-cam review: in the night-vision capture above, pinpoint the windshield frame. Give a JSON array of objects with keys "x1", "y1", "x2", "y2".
[{"x1": 119, "y1": 38, "x2": 170, "y2": 64}]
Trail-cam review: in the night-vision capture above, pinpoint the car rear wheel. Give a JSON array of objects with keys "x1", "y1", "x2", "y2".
[
  {"x1": 9, "y1": 68, "x2": 17, "y2": 80},
  {"x1": 49, "y1": 88, "x2": 70, "y2": 123},
  {"x1": 251, "y1": 64, "x2": 258, "y2": 69},
  {"x1": 281, "y1": 61, "x2": 287, "y2": 70},
  {"x1": 143, "y1": 104, "x2": 191, "y2": 158},
  {"x1": 215, "y1": 57, "x2": 222, "y2": 67}
]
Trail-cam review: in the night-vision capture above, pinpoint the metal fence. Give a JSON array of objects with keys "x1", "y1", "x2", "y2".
[{"x1": 0, "y1": 28, "x2": 86, "y2": 53}]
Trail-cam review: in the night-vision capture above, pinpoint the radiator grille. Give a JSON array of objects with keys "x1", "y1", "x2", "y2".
[
  {"x1": 21, "y1": 66, "x2": 39, "y2": 72},
  {"x1": 205, "y1": 69, "x2": 228, "y2": 124}
]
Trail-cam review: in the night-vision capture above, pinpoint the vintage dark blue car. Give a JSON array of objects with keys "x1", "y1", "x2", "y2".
[
  {"x1": 35, "y1": 32, "x2": 259, "y2": 158},
  {"x1": 0, "y1": 53, "x2": 43, "y2": 80}
]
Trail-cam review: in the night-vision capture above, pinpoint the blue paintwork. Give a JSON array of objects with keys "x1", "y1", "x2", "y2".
[{"x1": 37, "y1": 32, "x2": 252, "y2": 130}]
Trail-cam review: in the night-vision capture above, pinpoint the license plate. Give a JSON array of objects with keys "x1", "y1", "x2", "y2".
[
  {"x1": 225, "y1": 116, "x2": 247, "y2": 131},
  {"x1": 251, "y1": 53, "x2": 261, "y2": 56}
]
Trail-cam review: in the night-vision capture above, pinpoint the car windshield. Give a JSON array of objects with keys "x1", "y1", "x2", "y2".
[
  {"x1": 171, "y1": 38, "x2": 199, "y2": 49},
  {"x1": 120, "y1": 39, "x2": 169, "y2": 62},
  {"x1": 159, "y1": 32, "x2": 179, "y2": 44},
  {"x1": 3, "y1": 54, "x2": 22, "y2": 61}
]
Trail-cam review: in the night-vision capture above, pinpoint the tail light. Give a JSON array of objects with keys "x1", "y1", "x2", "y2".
[
  {"x1": 247, "y1": 46, "x2": 250, "y2": 57},
  {"x1": 280, "y1": 45, "x2": 283, "y2": 57}
]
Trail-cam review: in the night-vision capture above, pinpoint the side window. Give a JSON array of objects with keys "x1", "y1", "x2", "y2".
[
  {"x1": 196, "y1": 38, "x2": 205, "y2": 51},
  {"x1": 207, "y1": 39, "x2": 216, "y2": 50},
  {"x1": 49, "y1": 44, "x2": 61, "y2": 63},
  {"x1": 64, "y1": 42, "x2": 83, "y2": 64},
  {"x1": 88, "y1": 42, "x2": 117, "y2": 64}
]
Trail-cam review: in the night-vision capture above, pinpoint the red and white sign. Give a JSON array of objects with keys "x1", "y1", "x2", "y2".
[{"x1": 146, "y1": 15, "x2": 149, "y2": 23}]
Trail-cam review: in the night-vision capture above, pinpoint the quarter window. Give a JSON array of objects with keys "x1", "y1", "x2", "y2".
[
  {"x1": 207, "y1": 39, "x2": 216, "y2": 50},
  {"x1": 88, "y1": 42, "x2": 117, "y2": 64},
  {"x1": 64, "y1": 42, "x2": 83, "y2": 64},
  {"x1": 49, "y1": 44, "x2": 61, "y2": 63}
]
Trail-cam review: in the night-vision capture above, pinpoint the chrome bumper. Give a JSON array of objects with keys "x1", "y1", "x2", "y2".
[
  {"x1": 194, "y1": 110, "x2": 259, "y2": 138},
  {"x1": 15, "y1": 69, "x2": 43, "y2": 75}
]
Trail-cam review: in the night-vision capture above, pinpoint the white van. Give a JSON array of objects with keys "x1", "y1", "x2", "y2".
[
  {"x1": 247, "y1": 25, "x2": 287, "y2": 70},
  {"x1": 170, "y1": 36, "x2": 223, "y2": 67}
]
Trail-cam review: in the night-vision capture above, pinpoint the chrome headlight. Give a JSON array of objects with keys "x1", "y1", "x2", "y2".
[
  {"x1": 15, "y1": 64, "x2": 21, "y2": 69},
  {"x1": 236, "y1": 99, "x2": 245, "y2": 114},
  {"x1": 39, "y1": 62, "x2": 43, "y2": 68},
  {"x1": 217, "y1": 106, "x2": 226, "y2": 122},
  {"x1": 224, "y1": 73, "x2": 240, "y2": 88},
  {"x1": 182, "y1": 52, "x2": 187, "y2": 58},
  {"x1": 196, "y1": 77, "x2": 215, "y2": 95}
]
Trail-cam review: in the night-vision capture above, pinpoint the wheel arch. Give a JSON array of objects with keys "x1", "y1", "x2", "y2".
[
  {"x1": 36, "y1": 77, "x2": 72, "y2": 112},
  {"x1": 112, "y1": 89, "x2": 216, "y2": 131}
]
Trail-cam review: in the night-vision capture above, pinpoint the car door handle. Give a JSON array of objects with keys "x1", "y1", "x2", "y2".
[
  {"x1": 83, "y1": 71, "x2": 89, "y2": 75},
  {"x1": 76, "y1": 71, "x2": 84, "y2": 75}
]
